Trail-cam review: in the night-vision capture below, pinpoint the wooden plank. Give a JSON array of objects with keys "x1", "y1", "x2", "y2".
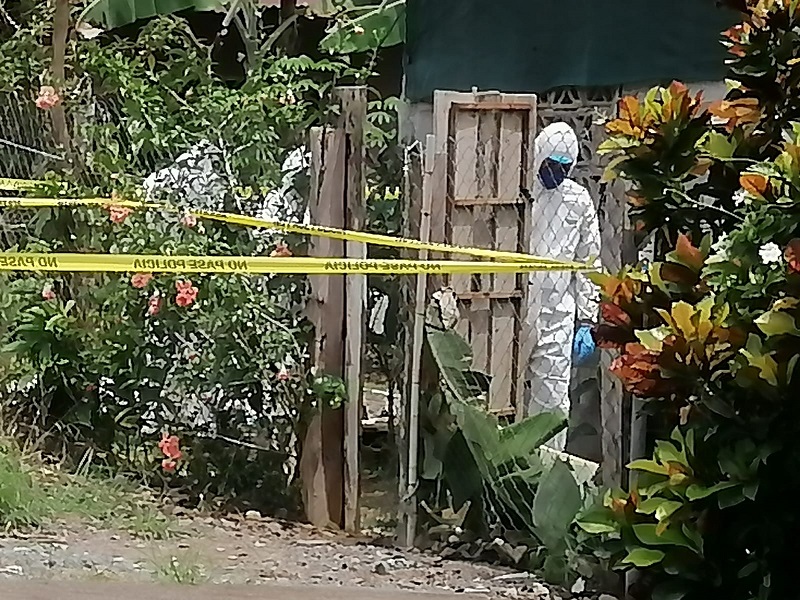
[
  {"x1": 495, "y1": 109, "x2": 524, "y2": 295},
  {"x1": 498, "y1": 111, "x2": 523, "y2": 200},
  {"x1": 427, "y1": 152, "x2": 448, "y2": 293},
  {"x1": 452, "y1": 110, "x2": 479, "y2": 198},
  {"x1": 469, "y1": 297, "x2": 491, "y2": 374},
  {"x1": 490, "y1": 300, "x2": 516, "y2": 413},
  {"x1": 456, "y1": 102, "x2": 534, "y2": 111},
  {"x1": 494, "y1": 207, "x2": 519, "y2": 293},
  {"x1": 450, "y1": 207, "x2": 473, "y2": 294},
  {"x1": 472, "y1": 205, "x2": 493, "y2": 293},
  {"x1": 456, "y1": 291, "x2": 523, "y2": 301},
  {"x1": 448, "y1": 108, "x2": 479, "y2": 294},
  {"x1": 433, "y1": 90, "x2": 500, "y2": 154},
  {"x1": 476, "y1": 109, "x2": 500, "y2": 199},
  {"x1": 301, "y1": 126, "x2": 345, "y2": 530},
  {"x1": 454, "y1": 197, "x2": 524, "y2": 206},
  {"x1": 337, "y1": 87, "x2": 367, "y2": 535}
]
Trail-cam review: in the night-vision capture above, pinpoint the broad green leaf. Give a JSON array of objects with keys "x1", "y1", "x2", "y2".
[
  {"x1": 635, "y1": 326, "x2": 669, "y2": 351},
  {"x1": 699, "y1": 131, "x2": 737, "y2": 159},
  {"x1": 576, "y1": 520, "x2": 618, "y2": 534},
  {"x1": 621, "y1": 547, "x2": 665, "y2": 567},
  {"x1": 686, "y1": 481, "x2": 739, "y2": 501},
  {"x1": 426, "y1": 328, "x2": 490, "y2": 402},
  {"x1": 533, "y1": 460, "x2": 582, "y2": 551},
  {"x1": 601, "y1": 155, "x2": 628, "y2": 182},
  {"x1": 755, "y1": 310, "x2": 800, "y2": 337},
  {"x1": 320, "y1": 0, "x2": 406, "y2": 54},
  {"x1": 633, "y1": 523, "x2": 698, "y2": 551},
  {"x1": 655, "y1": 500, "x2": 683, "y2": 522},
  {"x1": 84, "y1": 0, "x2": 223, "y2": 29},
  {"x1": 628, "y1": 459, "x2": 669, "y2": 476},
  {"x1": 575, "y1": 505, "x2": 619, "y2": 534},
  {"x1": 655, "y1": 439, "x2": 687, "y2": 468},
  {"x1": 498, "y1": 411, "x2": 567, "y2": 460},
  {"x1": 741, "y1": 334, "x2": 779, "y2": 386},
  {"x1": 636, "y1": 497, "x2": 682, "y2": 521}
]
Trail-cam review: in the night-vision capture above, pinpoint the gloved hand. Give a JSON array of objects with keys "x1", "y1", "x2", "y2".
[{"x1": 573, "y1": 324, "x2": 596, "y2": 366}]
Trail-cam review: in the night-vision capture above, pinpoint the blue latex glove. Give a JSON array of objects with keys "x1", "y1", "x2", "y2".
[{"x1": 573, "y1": 325, "x2": 596, "y2": 366}]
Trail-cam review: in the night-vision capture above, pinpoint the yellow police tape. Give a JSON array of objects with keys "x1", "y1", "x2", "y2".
[
  {"x1": 0, "y1": 253, "x2": 589, "y2": 275},
  {"x1": 0, "y1": 178, "x2": 43, "y2": 192},
  {"x1": 0, "y1": 196, "x2": 587, "y2": 269},
  {"x1": 0, "y1": 178, "x2": 594, "y2": 274}
]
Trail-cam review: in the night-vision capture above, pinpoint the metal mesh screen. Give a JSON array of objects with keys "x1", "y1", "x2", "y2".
[{"x1": 398, "y1": 88, "x2": 628, "y2": 550}]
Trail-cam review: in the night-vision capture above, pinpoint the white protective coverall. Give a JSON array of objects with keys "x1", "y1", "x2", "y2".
[{"x1": 525, "y1": 122, "x2": 601, "y2": 451}]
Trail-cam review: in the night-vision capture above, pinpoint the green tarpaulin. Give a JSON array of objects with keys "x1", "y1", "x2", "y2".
[{"x1": 404, "y1": 0, "x2": 737, "y2": 102}]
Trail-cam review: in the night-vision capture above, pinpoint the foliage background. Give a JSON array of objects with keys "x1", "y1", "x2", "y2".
[{"x1": 0, "y1": 0, "x2": 374, "y2": 514}]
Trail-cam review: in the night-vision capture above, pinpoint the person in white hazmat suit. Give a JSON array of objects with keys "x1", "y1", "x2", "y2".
[{"x1": 525, "y1": 122, "x2": 601, "y2": 451}]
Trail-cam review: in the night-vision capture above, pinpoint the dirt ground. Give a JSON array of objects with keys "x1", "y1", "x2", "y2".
[
  {"x1": 1, "y1": 580, "x2": 493, "y2": 600},
  {"x1": 0, "y1": 513, "x2": 557, "y2": 599}
]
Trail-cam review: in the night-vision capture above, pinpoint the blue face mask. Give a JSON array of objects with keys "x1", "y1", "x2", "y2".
[{"x1": 538, "y1": 156, "x2": 573, "y2": 190}]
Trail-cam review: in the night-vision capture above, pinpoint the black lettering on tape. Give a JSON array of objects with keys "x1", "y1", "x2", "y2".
[{"x1": 37, "y1": 256, "x2": 58, "y2": 268}]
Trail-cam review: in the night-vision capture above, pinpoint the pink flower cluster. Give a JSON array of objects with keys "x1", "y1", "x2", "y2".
[
  {"x1": 175, "y1": 280, "x2": 198, "y2": 307},
  {"x1": 35, "y1": 86, "x2": 61, "y2": 110},
  {"x1": 158, "y1": 432, "x2": 182, "y2": 472}
]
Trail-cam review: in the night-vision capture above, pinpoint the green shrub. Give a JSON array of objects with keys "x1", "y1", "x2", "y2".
[{"x1": 582, "y1": 2, "x2": 800, "y2": 598}]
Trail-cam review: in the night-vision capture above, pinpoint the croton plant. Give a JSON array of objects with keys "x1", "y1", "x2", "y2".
[{"x1": 575, "y1": 1, "x2": 800, "y2": 599}]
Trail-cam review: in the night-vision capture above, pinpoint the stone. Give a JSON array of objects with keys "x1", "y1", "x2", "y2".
[{"x1": 373, "y1": 561, "x2": 390, "y2": 575}]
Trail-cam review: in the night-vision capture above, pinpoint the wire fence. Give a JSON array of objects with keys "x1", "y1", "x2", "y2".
[
  {"x1": 1, "y1": 80, "x2": 630, "y2": 539},
  {"x1": 396, "y1": 89, "x2": 628, "y2": 552}
]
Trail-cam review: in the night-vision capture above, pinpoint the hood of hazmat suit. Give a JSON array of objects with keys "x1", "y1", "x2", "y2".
[{"x1": 525, "y1": 122, "x2": 601, "y2": 450}]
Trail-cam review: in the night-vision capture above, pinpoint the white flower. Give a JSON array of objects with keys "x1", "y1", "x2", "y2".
[
  {"x1": 759, "y1": 242, "x2": 783, "y2": 265},
  {"x1": 733, "y1": 189, "x2": 748, "y2": 206},
  {"x1": 76, "y1": 22, "x2": 104, "y2": 40},
  {"x1": 708, "y1": 233, "x2": 730, "y2": 262}
]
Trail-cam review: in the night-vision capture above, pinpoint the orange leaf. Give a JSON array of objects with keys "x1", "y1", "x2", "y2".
[
  {"x1": 785, "y1": 239, "x2": 800, "y2": 273},
  {"x1": 619, "y1": 96, "x2": 640, "y2": 123},
  {"x1": 740, "y1": 173, "x2": 769, "y2": 196},
  {"x1": 601, "y1": 302, "x2": 632, "y2": 327},
  {"x1": 626, "y1": 192, "x2": 649, "y2": 207},
  {"x1": 675, "y1": 234, "x2": 704, "y2": 271}
]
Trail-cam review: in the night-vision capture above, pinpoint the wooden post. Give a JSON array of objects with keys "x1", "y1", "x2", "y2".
[
  {"x1": 302, "y1": 125, "x2": 346, "y2": 529},
  {"x1": 338, "y1": 86, "x2": 367, "y2": 534},
  {"x1": 50, "y1": 0, "x2": 70, "y2": 151},
  {"x1": 300, "y1": 87, "x2": 367, "y2": 532},
  {"x1": 400, "y1": 135, "x2": 436, "y2": 547}
]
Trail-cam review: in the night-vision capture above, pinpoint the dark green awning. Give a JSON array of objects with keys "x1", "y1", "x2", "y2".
[{"x1": 404, "y1": 0, "x2": 737, "y2": 102}]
